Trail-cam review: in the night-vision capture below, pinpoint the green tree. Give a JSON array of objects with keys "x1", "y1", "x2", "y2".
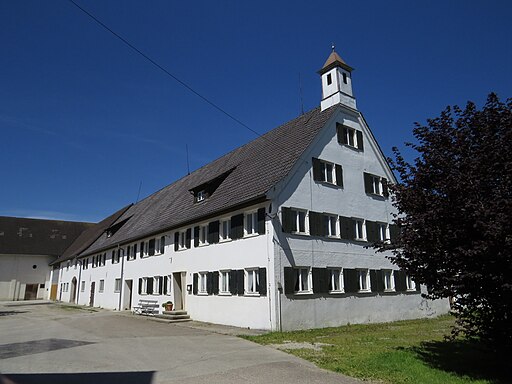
[{"x1": 384, "y1": 93, "x2": 512, "y2": 347}]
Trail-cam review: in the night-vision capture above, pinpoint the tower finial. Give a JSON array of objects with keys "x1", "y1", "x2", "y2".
[{"x1": 331, "y1": 43, "x2": 335, "y2": 52}]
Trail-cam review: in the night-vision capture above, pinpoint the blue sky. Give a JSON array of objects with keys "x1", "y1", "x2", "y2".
[{"x1": 1, "y1": 1, "x2": 510, "y2": 223}]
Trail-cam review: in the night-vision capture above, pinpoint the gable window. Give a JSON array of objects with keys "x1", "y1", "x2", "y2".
[
  {"x1": 337, "y1": 123, "x2": 364, "y2": 151},
  {"x1": 295, "y1": 267, "x2": 312, "y2": 293},
  {"x1": 114, "y1": 278, "x2": 121, "y2": 293},
  {"x1": 329, "y1": 268, "x2": 344, "y2": 293},
  {"x1": 354, "y1": 219, "x2": 366, "y2": 241},
  {"x1": 246, "y1": 268, "x2": 260, "y2": 295},
  {"x1": 325, "y1": 215, "x2": 338, "y2": 237},
  {"x1": 220, "y1": 218, "x2": 231, "y2": 241},
  {"x1": 244, "y1": 211, "x2": 258, "y2": 236},
  {"x1": 383, "y1": 270, "x2": 395, "y2": 291},
  {"x1": 312, "y1": 158, "x2": 343, "y2": 187},
  {"x1": 357, "y1": 269, "x2": 371, "y2": 292},
  {"x1": 363, "y1": 172, "x2": 389, "y2": 197}
]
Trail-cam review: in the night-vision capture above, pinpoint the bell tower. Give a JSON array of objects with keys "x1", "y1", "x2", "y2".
[{"x1": 319, "y1": 46, "x2": 356, "y2": 111}]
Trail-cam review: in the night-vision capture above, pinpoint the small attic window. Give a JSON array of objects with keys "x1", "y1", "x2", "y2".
[
  {"x1": 195, "y1": 190, "x2": 208, "y2": 203},
  {"x1": 327, "y1": 73, "x2": 332, "y2": 85}
]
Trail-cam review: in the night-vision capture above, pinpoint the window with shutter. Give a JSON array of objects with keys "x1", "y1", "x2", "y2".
[
  {"x1": 185, "y1": 228, "x2": 192, "y2": 249},
  {"x1": 212, "y1": 272, "x2": 219, "y2": 295},
  {"x1": 364, "y1": 172, "x2": 388, "y2": 197},
  {"x1": 229, "y1": 270, "x2": 238, "y2": 295},
  {"x1": 328, "y1": 268, "x2": 344, "y2": 293},
  {"x1": 193, "y1": 273, "x2": 198, "y2": 295},
  {"x1": 257, "y1": 207, "x2": 265, "y2": 235},
  {"x1": 160, "y1": 236, "x2": 166, "y2": 254},
  {"x1": 148, "y1": 238, "x2": 156, "y2": 256},
  {"x1": 236, "y1": 269, "x2": 244, "y2": 296},
  {"x1": 394, "y1": 270, "x2": 407, "y2": 292},
  {"x1": 283, "y1": 267, "x2": 295, "y2": 295},
  {"x1": 231, "y1": 214, "x2": 244, "y2": 240},
  {"x1": 220, "y1": 271, "x2": 230, "y2": 294},
  {"x1": 382, "y1": 270, "x2": 395, "y2": 292},
  {"x1": 258, "y1": 268, "x2": 267, "y2": 296},
  {"x1": 194, "y1": 226, "x2": 200, "y2": 248},
  {"x1": 208, "y1": 221, "x2": 220, "y2": 244},
  {"x1": 312, "y1": 268, "x2": 328, "y2": 294},
  {"x1": 174, "y1": 232, "x2": 180, "y2": 251},
  {"x1": 366, "y1": 221, "x2": 379, "y2": 243},
  {"x1": 340, "y1": 216, "x2": 355, "y2": 240},
  {"x1": 343, "y1": 269, "x2": 358, "y2": 293},
  {"x1": 245, "y1": 269, "x2": 260, "y2": 295},
  {"x1": 308, "y1": 211, "x2": 324, "y2": 237},
  {"x1": 325, "y1": 214, "x2": 338, "y2": 237},
  {"x1": 220, "y1": 218, "x2": 231, "y2": 241},
  {"x1": 357, "y1": 269, "x2": 371, "y2": 292}
]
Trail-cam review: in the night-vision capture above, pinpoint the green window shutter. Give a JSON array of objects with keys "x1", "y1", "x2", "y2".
[
  {"x1": 208, "y1": 221, "x2": 220, "y2": 244},
  {"x1": 308, "y1": 211, "x2": 322, "y2": 236},
  {"x1": 281, "y1": 207, "x2": 294, "y2": 233},
  {"x1": 174, "y1": 233, "x2": 179, "y2": 251},
  {"x1": 364, "y1": 172, "x2": 373, "y2": 194},
  {"x1": 284, "y1": 267, "x2": 295, "y2": 295},
  {"x1": 335, "y1": 164, "x2": 343, "y2": 187},
  {"x1": 312, "y1": 158, "x2": 323, "y2": 181},
  {"x1": 194, "y1": 226, "x2": 200, "y2": 247},
  {"x1": 236, "y1": 269, "x2": 244, "y2": 296},
  {"x1": 258, "y1": 268, "x2": 267, "y2": 296},
  {"x1": 207, "y1": 272, "x2": 214, "y2": 295},
  {"x1": 229, "y1": 270, "x2": 238, "y2": 295},
  {"x1": 257, "y1": 208, "x2": 266, "y2": 235},
  {"x1": 185, "y1": 228, "x2": 192, "y2": 249},
  {"x1": 193, "y1": 273, "x2": 198, "y2": 295},
  {"x1": 312, "y1": 268, "x2": 328, "y2": 294},
  {"x1": 394, "y1": 270, "x2": 407, "y2": 292},
  {"x1": 340, "y1": 216, "x2": 355, "y2": 240},
  {"x1": 343, "y1": 269, "x2": 358, "y2": 293},
  {"x1": 382, "y1": 178, "x2": 389, "y2": 197},
  {"x1": 231, "y1": 214, "x2": 244, "y2": 240},
  {"x1": 160, "y1": 236, "x2": 165, "y2": 253},
  {"x1": 212, "y1": 271, "x2": 219, "y2": 295},
  {"x1": 148, "y1": 239, "x2": 156, "y2": 256},
  {"x1": 366, "y1": 221, "x2": 379, "y2": 243},
  {"x1": 356, "y1": 130, "x2": 364, "y2": 151}
]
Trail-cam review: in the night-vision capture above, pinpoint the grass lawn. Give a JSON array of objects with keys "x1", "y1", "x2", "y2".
[{"x1": 243, "y1": 316, "x2": 510, "y2": 384}]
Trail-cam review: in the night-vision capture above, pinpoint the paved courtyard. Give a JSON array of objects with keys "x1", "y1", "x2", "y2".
[{"x1": 0, "y1": 301, "x2": 360, "y2": 384}]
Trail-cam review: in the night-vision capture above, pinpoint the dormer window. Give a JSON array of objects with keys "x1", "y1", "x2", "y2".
[{"x1": 196, "y1": 190, "x2": 207, "y2": 203}]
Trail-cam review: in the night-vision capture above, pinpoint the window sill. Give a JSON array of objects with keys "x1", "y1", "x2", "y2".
[
  {"x1": 219, "y1": 292, "x2": 232, "y2": 296},
  {"x1": 243, "y1": 232, "x2": 259, "y2": 238},
  {"x1": 291, "y1": 231, "x2": 309, "y2": 236},
  {"x1": 384, "y1": 289, "x2": 395, "y2": 293},
  {"x1": 294, "y1": 291, "x2": 313, "y2": 295},
  {"x1": 244, "y1": 292, "x2": 260, "y2": 297},
  {"x1": 219, "y1": 238, "x2": 232, "y2": 243},
  {"x1": 197, "y1": 292, "x2": 208, "y2": 296},
  {"x1": 358, "y1": 289, "x2": 371, "y2": 294},
  {"x1": 329, "y1": 290, "x2": 345, "y2": 294},
  {"x1": 198, "y1": 243, "x2": 209, "y2": 247}
]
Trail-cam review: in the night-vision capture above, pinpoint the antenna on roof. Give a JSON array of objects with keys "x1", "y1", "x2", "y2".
[
  {"x1": 136, "y1": 181, "x2": 142, "y2": 203},
  {"x1": 299, "y1": 72, "x2": 304, "y2": 115},
  {"x1": 186, "y1": 144, "x2": 190, "y2": 175}
]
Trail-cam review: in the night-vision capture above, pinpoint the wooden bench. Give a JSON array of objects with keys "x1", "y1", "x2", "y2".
[{"x1": 133, "y1": 299, "x2": 159, "y2": 316}]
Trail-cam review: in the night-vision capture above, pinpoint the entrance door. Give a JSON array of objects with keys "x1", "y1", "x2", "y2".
[
  {"x1": 70, "y1": 277, "x2": 77, "y2": 303},
  {"x1": 24, "y1": 284, "x2": 38, "y2": 300},
  {"x1": 89, "y1": 282, "x2": 95, "y2": 307},
  {"x1": 172, "y1": 272, "x2": 186, "y2": 310},
  {"x1": 123, "y1": 280, "x2": 133, "y2": 310}
]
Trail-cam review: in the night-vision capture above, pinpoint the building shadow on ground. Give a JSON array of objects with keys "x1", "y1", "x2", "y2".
[
  {"x1": 0, "y1": 311, "x2": 27, "y2": 317},
  {"x1": 407, "y1": 340, "x2": 511, "y2": 384},
  {"x1": 0, "y1": 371, "x2": 154, "y2": 384}
]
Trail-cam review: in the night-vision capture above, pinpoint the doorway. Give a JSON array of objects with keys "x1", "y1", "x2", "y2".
[
  {"x1": 172, "y1": 272, "x2": 186, "y2": 310},
  {"x1": 24, "y1": 284, "x2": 38, "y2": 300},
  {"x1": 89, "y1": 282, "x2": 95, "y2": 307},
  {"x1": 123, "y1": 280, "x2": 133, "y2": 310},
  {"x1": 70, "y1": 277, "x2": 77, "y2": 303}
]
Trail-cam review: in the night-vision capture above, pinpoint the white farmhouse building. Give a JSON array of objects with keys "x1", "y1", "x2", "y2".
[{"x1": 54, "y1": 50, "x2": 449, "y2": 330}]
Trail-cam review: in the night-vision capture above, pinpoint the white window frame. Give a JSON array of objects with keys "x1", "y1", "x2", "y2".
[
  {"x1": 291, "y1": 209, "x2": 308, "y2": 235},
  {"x1": 155, "y1": 238, "x2": 161, "y2": 255},
  {"x1": 368, "y1": 174, "x2": 385, "y2": 196},
  {"x1": 199, "y1": 224, "x2": 208, "y2": 246},
  {"x1": 378, "y1": 223, "x2": 390, "y2": 242},
  {"x1": 245, "y1": 268, "x2": 260, "y2": 296},
  {"x1": 355, "y1": 219, "x2": 366, "y2": 241},
  {"x1": 328, "y1": 268, "x2": 344, "y2": 293},
  {"x1": 244, "y1": 211, "x2": 258, "y2": 236},
  {"x1": 165, "y1": 275, "x2": 172, "y2": 295},
  {"x1": 196, "y1": 190, "x2": 207, "y2": 202},
  {"x1": 153, "y1": 276, "x2": 161, "y2": 295},
  {"x1": 114, "y1": 278, "x2": 121, "y2": 293},
  {"x1": 325, "y1": 214, "x2": 339, "y2": 237},
  {"x1": 357, "y1": 269, "x2": 371, "y2": 292},
  {"x1": 406, "y1": 275, "x2": 417, "y2": 291},
  {"x1": 141, "y1": 277, "x2": 148, "y2": 295},
  {"x1": 220, "y1": 218, "x2": 231, "y2": 242},
  {"x1": 319, "y1": 160, "x2": 337, "y2": 185},
  {"x1": 220, "y1": 270, "x2": 230, "y2": 295},
  {"x1": 383, "y1": 270, "x2": 395, "y2": 292},
  {"x1": 294, "y1": 267, "x2": 312, "y2": 294},
  {"x1": 80, "y1": 281, "x2": 85, "y2": 292},
  {"x1": 178, "y1": 231, "x2": 186, "y2": 250},
  {"x1": 99, "y1": 279, "x2": 105, "y2": 293},
  {"x1": 345, "y1": 127, "x2": 358, "y2": 148},
  {"x1": 198, "y1": 272, "x2": 208, "y2": 295}
]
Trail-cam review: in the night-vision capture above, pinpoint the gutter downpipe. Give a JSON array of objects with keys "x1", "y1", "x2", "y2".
[
  {"x1": 118, "y1": 244, "x2": 125, "y2": 311},
  {"x1": 76, "y1": 257, "x2": 82, "y2": 304}
]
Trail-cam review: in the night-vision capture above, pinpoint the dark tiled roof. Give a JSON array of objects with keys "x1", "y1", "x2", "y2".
[
  {"x1": 0, "y1": 216, "x2": 93, "y2": 257},
  {"x1": 50, "y1": 204, "x2": 132, "y2": 265},
  {"x1": 83, "y1": 106, "x2": 338, "y2": 256}
]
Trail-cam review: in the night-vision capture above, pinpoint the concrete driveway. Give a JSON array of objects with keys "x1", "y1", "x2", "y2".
[{"x1": 0, "y1": 301, "x2": 360, "y2": 384}]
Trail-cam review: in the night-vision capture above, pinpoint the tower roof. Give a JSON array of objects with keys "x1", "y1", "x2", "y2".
[{"x1": 318, "y1": 50, "x2": 353, "y2": 74}]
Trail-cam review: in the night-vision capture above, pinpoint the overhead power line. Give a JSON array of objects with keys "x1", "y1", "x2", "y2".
[{"x1": 66, "y1": 0, "x2": 262, "y2": 138}]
